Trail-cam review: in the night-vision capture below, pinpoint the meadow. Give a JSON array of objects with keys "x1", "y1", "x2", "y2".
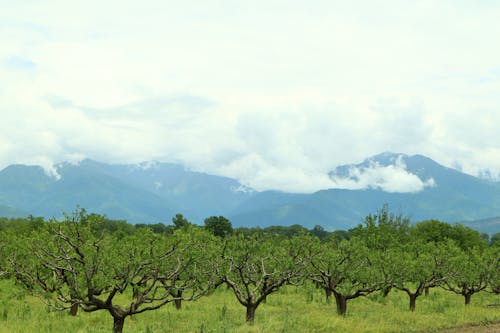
[{"x1": 0, "y1": 279, "x2": 498, "y2": 333}]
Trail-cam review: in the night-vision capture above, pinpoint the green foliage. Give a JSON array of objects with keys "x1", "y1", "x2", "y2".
[
  {"x1": 172, "y1": 213, "x2": 191, "y2": 229},
  {"x1": 441, "y1": 246, "x2": 492, "y2": 304},
  {"x1": 412, "y1": 220, "x2": 488, "y2": 250},
  {"x1": 218, "y1": 233, "x2": 313, "y2": 323},
  {"x1": 308, "y1": 237, "x2": 380, "y2": 315},
  {"x1": 412, "y1": 219, "x2": 454, "y2": 243},
  {"x1": 9, "y1": 209, "x2": 218, "y2": 333},
  {"x1": 204, "y1": 216, "x2": 233, "y2": 238},
  {"x1": 387, "y1": 240, "x2": 457, "y2": 311},
  {"x1": 1, "y1": 206, "x2": 498, "y2": 331},
  {"x1": 491, "y1": 232, "x2": 500, "y2": 246},
  {"x1": 310, "y1": 225, "x2": 329, "y2": 240},
  {"x1": 351, "y1": 204, "x2": 410, "y2": 250}
]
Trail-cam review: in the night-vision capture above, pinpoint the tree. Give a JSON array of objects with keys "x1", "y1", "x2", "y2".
[
  {"x1": 308, "y1": 237, "x2": 380, "y2": 315},
  {"x1": 353, "y1": 206, "x2": 411, "y2": 297},
  {"x1": 449, "y1": 224, "x2": 488, "y2": 250},
  {"x1": 441, "y1": 246, "x2": 490, "y2": 305},
  {"x1": 388, "y1": 240, "x2": 451, "y2": 311},
  {"x1": 204, "y1": 216, "x2": 233, "y2": 238},
  {"x1": 162, "y1": 226, "x2": 220, "y2": 310},
  {"x1": 310, "y1": 225, "x2": 329, "y2": 240},
  {"x1": 172, "y1": 213, "x2": 191, "y2": 229},
  {"x1": 11, "y1": 210, "x2": 216, "y2": 333},
  {"x1": 411, "y1": 220, "x2": 454, "y2": 243},
  {"x1": 218, "y1": 234, "x2": 312, "y2": 324},
  {"x1": 352, "y1": 205, "x2": 411, "y2": 247}
]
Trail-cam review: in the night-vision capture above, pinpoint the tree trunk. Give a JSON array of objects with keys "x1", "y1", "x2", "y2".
[
  {"x1": 382, "y1": 286, "x2": 392, "y2": 298},
  {"x1": 409, "y1": 294, "x2": 417, "y2": 312},
  {"x1": 113, "y1": 317, "x2": 125, "y2": 333},
  {"x1": 325, "y1": 288, "x2": 332, "y2": 301},
  {"x1": 464, "y1": 293, "x2": 472, "y2": 305},
  {"x1": 246, "y1": 304, "x2": 257, "y2": 324},
  {"x1": 174, "y1": 290, "x2": 182, "y2": 310},
  {"x1": 69, "y1": 303, "x2": 78, "y2": 316},
  {"x1": 334, "y1": 292, "x2": 347, "y2": 316},
  {"x1": 424, "y1": 287, "x2": 429, "y2": 296}
]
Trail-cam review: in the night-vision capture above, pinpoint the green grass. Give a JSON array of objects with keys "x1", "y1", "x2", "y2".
[{"x1": 0, "y1": 280, "x2": 498, "y2": 333}]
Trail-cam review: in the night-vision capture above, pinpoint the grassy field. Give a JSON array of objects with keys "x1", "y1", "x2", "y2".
[{"x1": 0, "y1": 279, "x2": 498, "y2": 333}]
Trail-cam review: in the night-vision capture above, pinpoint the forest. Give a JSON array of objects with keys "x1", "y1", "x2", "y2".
[{"x1": 0, "y1": 207, "x2": 499, "y2": 333}]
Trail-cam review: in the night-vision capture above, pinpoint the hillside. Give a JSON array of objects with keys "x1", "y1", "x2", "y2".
[{"x1": 0, "y1": 153, "x2": 499, "y2": 233}]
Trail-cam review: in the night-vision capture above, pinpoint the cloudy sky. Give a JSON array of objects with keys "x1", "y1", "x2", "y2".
[{"x1": 1, "y1": 0, "x2": 500, "y2": 192}]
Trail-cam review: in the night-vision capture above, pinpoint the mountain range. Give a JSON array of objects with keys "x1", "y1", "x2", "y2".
[{"x1": 0, "y1": 153, "x2": 499, "y2": 233}]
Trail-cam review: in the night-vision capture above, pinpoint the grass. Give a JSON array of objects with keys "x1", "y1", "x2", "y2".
[{"x1": 0, "y1": 279, "x2": 498, "y2": 333}]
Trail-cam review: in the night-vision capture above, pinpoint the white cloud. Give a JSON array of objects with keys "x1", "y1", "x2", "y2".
[
  {"x1": 1, "y1": 1, "x2": 500, "y2": 191},
  {"x1": 330, "y1": 157, "x2": 436, "y2": 193}
]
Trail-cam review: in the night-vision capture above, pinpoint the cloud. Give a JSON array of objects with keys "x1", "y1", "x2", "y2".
[
  {"x1": 330, "y1": 157, "x2": 436, "y2": 193},
  {"x1": 1, "y1": 1, "x2": 500, "y2": 192},
  {"x1": 4, "y1": 56, "x2": 37, "y2": 70}
]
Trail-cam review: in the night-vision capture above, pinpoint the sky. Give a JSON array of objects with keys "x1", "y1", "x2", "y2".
[{"x1": 1, "y1": 0, "x2": 500, "y2": 192}]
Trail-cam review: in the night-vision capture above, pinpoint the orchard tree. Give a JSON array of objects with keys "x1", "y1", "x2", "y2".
[
  {"x1": 218, "y1": 234, "x2": 313, "y2": 324},
  {"x1": 162, "y1": 226, "x2": 221, "y2": 310},
  {"x1": 441, "y1": 246, "x2": 491, "y2": 305},
  {"x1": 308, "y1": 237, "x2": 380, "y2": 316},
  {"x1": 352, "y1": 206, "x2": 411, "y2": 297},
  {"x1": 388, "y1": 240, "x2": 451, "y2": 311},
  {"x1": 11, "y1": 210, "x2": 217, "y2": 333}
]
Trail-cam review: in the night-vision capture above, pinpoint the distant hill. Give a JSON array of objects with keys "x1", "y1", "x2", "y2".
[
  {"x1": 0, "y1": 153, "x2": 499, "y2": 233},
  {"x1": 228, "y1": 153, "x2": 500, "y2": 232},
  {"x1": 0, "y1": 159, "x2": 254, "y2": 224},
  {"x1": 462, "y1": 217, "x2": 500, "y2": 234}
]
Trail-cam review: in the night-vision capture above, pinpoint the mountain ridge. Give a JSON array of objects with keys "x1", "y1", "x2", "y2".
[{"x1": 1, "y1": 153, "x2": 499, "y2": 233}]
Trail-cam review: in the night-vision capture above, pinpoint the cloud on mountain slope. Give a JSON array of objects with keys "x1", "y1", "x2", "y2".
[
  {"x1": 1, "y1": 1, "x2": 500, "y2": 192},
  {"x1": 330, "y1": 156, "x2": 436, "y2": 193}
]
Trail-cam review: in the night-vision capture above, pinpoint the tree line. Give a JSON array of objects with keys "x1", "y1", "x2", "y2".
[{"x1": 0, "y1": 207, "x2": 498, "y2": 333}]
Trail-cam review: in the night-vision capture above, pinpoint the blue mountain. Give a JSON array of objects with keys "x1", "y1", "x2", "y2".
[{"x1": 0, "y1": 153, "x2": 499, "y2": 233}]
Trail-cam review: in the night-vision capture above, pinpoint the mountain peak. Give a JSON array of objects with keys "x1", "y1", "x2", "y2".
[
  {"x1": 328, "y1": 152, "x2": 438, "y2": 193},
  {"x1": 368, "y1": 152, "x2": 407, "y2": 163}
]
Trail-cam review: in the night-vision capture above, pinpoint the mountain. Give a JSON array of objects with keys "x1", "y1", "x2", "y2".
[
  {"x1": 462, "y1": 217, "x2": 500, "y2": 234},
  {"x1": 0, "y1": 159, "x2": 254, "y2": 223},
  {"x1": 228, "y1": 153, "x2": 500, "y2": 232},
  {"x1": 0, "y1": 153, "x2": 499, "y2": 233}
]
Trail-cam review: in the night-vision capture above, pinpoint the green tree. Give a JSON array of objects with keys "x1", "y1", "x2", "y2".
[
  {"x1": 172, "y1": 213, "x2": 191, "y2": 229},
  {"x1": 449, "y1": 224, "x2": 488, "y2": 250},
  {"x1": 204, "y1": 216, "x2": 233, "y2": 238},
  {"x1": 411, "y1": 220, "x2": 454, "y2": 243},
  {"x1": 218, "y1": 234, "x2": 312, "y2": 324},
  {"x1": 441, "y1": 246, "x2": 490, "y2": 304},
  {"x1": 10, "y1": 210, "x2": 215, "y2": 333},
  {"x1": 308, "y1": 237, "x2": 380, "y2": 315},
  {"x1": 388, "y1": 240, "x2": 451, "y2": 311},
  {"x1": 327, "y1": 230, "x2": 350, "y2": 244},
  {"x1": 352, "y1": 206, "x2": 411, "y2": 297},
  {"x1": 310, "y1": 225, "x2": 329, "y2": 240}
]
